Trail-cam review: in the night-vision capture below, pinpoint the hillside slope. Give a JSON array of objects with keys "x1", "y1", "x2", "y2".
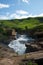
[{"x1": 0, "y1": 17, "x2": 43, "y2": 30}]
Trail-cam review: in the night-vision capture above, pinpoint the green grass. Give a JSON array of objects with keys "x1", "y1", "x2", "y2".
[
  {"x1": 0, "y1": 17, "x2": 43, "y2": 43},
  {"x1": 0, "y1": 17, "x2": 43, "y2": 30}
]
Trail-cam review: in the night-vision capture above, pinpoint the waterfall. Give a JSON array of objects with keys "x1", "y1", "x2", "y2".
[
  {"x1": 8, "y1": 34, "x2": 34, "y2": 55},
  {"x1": 8, "y1": 40, "x2": 26, "y2": 55}
]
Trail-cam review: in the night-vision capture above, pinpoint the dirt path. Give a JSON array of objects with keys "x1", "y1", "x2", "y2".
[
  {"x1": 0, "y1": 43, "x2": 43, "y2": 65},
  {"x1": 0, "y1": 50, "x2": 43, "y2": 65}
]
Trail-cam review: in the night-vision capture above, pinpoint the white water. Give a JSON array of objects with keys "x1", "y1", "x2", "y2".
[
  {"x1": 8, "y1": 35, "x2": 34, "y2": 55},
  {"x1": 17, "y1": 35, "x2": 28, "y2": 42},
  {"x1": 8, "y1": 40, "x2": 26, "y2": 55}
]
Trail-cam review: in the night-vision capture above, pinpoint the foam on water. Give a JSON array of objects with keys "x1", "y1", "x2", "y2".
[
  {"x1": 8, "y1": 40, "x2": 26, "y2": 55},
  {"x1": 8, "y1": 35, "x2": 34, "y2": 55},
  {"x1": 17, "y1": 35, "x2": 28, "y2": 42}
]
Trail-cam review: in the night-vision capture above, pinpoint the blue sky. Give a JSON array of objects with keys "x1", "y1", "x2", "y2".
[{"x1": 0, "y1": 0, "x2": 43, "y2": 19}]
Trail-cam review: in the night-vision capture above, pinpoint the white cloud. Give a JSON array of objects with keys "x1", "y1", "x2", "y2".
[
  {"x1": 9, "y1": 13, "x2": 43, "y2": 19},
  {"x1": 30, "y1": 13, "x2": 43, "y2": 17},
  {"x1": 22, "y1": 0, "x2": 29, "y2": 3},
  {"x1": 0, "y1": 13, "x2": 43, "y2": 20},
  {"x1": 15, "y1": 15, "x2": 29, "y2": 19},
  {"x1": 16, "y1": 10, "x2": 28, "y2": 15},
  {"x1": 0, "y1": 3, "x2": 10, "y2": 8},
  {"x1": 0, "y1": 15, "x2": 9, "y2": 20},
  {"x1": 37, "y1": 13, "x2": 43, "y2": 17}
]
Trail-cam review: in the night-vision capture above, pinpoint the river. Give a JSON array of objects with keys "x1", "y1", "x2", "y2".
[{"x1": 8, "y1": 34, "x2": 34, "y2": 55}]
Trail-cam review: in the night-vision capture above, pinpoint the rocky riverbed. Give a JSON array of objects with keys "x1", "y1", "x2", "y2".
[{"x1": 0, "y1": 41, "x2": 43, "y2": 65}]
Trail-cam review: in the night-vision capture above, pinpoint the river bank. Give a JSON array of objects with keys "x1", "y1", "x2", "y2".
[{"x1": 0, "y1": 27, "x2": 43, "y2": 65}]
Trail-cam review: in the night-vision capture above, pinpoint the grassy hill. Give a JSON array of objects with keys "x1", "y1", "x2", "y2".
[
  {"x1": 0, "y1": 17, "x2": 43, "y2": 65},
  {"x1": 0, "y1": 17, "x2": 43, "y2": 30},
  {"x1": 0, "y1": 17, "x2": 43, "y2": 40}
]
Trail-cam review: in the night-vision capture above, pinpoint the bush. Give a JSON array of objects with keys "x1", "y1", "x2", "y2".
[{"x1": 19, "y1": 60, "x2": 38, "y2": 65}]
